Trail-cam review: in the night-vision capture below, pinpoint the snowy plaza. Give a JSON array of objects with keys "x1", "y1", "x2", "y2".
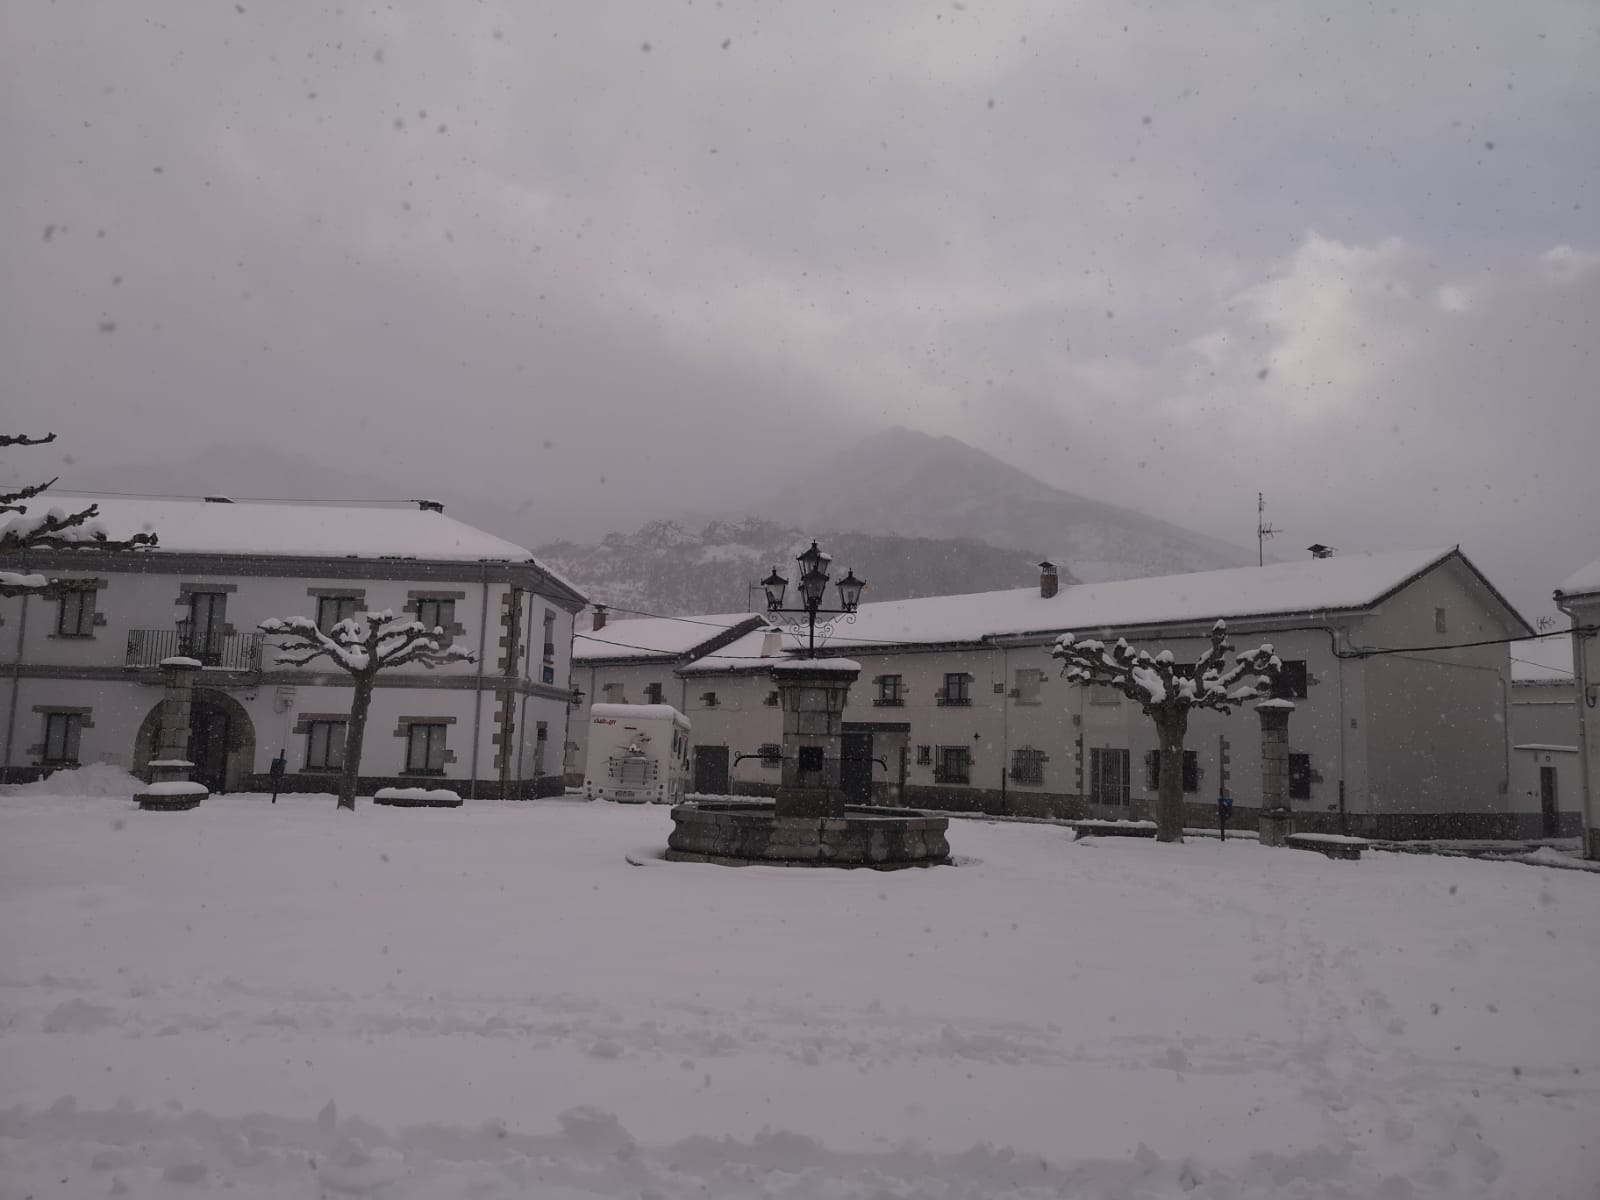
[{"x1": 2, "y1": 776, "x2": 1597, "y2": 1199}]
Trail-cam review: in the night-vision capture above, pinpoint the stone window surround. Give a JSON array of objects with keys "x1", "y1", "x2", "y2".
[
  {"x1": 307, "y1": 587, "x2": 367, "y2": 634},
  {"x1": 291, "y1": 711, "x2": 350, "y2": 772},
  {"x1": 394, "y1": 715, "x2": 457, "y2": 774},
  {"x1": 405, "y1": 589, "x2": 467, "y2": 642},
  {"x1": 174, "y1": 582, "x2": 238, "y2": 638},
  {"x1": 50, "y1": 578, "x2": 108, "y2": 639},
  {"x1": 30, "y1": 704, "x2": 94, "y2": 764}
]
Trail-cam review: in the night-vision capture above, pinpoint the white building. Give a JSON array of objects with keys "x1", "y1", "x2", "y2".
[
  {"x1": 573, "y1": 548, "x2": 1537, "y2": 838},
  {"x1": 0, "y1": 496, "x2": 586, "y2": 798},
  {"x1": 564, "y1": 608, "x2": 767, "y2": 783},
  {"x1": 1554, "y1": 560, "x2": 1600, "y2": 858},
  {"x1": 1508, "y1": 637, "x2": 1580, "y2": 840}
]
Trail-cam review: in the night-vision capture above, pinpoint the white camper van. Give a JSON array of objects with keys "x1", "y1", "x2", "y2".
[{"x1": 583, "y1": 703, "x2": 692, "y2": 804}]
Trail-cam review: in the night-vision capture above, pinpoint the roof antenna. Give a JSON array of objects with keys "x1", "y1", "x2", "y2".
[{"x1": 1256, "y1": 492, "x2": 1278, "y2": 567}]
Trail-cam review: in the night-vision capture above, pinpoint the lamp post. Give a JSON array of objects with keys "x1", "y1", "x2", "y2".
[{"x1": 760, "y1": 541, "x2": 866, "y2": 658}]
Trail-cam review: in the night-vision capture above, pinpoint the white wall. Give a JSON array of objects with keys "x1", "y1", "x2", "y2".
[{"x1": 0, "y1": 564, "x2": 576, "y2": 792}]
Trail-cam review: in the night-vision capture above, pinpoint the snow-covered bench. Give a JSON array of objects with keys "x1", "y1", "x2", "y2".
[
  {"x1": 1285, "y1": 832, "x2": 1369, "y2": 860},
  {"x1": 373, "y1": 787, "x2": 463, "y2": 809},
  {"x1": 1072, "y1": 819, "x2": 1157, "y2": 840}
]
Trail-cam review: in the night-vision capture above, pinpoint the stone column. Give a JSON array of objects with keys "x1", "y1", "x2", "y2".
[
  {"x1": 771, "y1": 660, "x2": 860, "y2": 820},
  {"x1": 135, "y1": 658, "x2": 208, "y2": 810},
  {"x1": 1256, "y1": 699, "x2": 1295, "y2": 846}
]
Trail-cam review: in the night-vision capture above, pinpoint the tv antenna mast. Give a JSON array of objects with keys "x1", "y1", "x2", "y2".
[{"x1": 1256, "y1": 492, "x2": 1278, "y2": 567}]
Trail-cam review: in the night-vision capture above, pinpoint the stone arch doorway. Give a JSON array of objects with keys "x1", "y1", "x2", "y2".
[{"x1": 133, "y1": 688, "x2": 257, "y2": 793}]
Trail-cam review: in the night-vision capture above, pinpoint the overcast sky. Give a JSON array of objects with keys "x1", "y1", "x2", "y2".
[{"x1": 3, "y1": 1, "x2": 1596, "y2": 620}]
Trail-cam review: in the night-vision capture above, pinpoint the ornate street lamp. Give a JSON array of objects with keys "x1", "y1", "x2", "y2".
[{"x1": 761, "y1": 540, "x2": 866, "y2": 657}]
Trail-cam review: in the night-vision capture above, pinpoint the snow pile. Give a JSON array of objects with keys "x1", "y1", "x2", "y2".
[
  {"x1": 0, "y1": 762, "x2": 145, "y2": 797},
  {"x1": 0, "y1": 795, "x2": 1596, "y2": 1198},
  {"x1": 138, "y1": 781, "x2": 208, "y2": 796},
  {"x1": 373, "y1": 787, "x2": 462, "y2": 806}
]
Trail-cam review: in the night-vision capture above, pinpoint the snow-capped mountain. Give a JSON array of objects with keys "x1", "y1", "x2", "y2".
[
  {"x1": 533, "y1": 518, "x2": 1055, "y2": 616},
  {"x1": 755, "y1": 427, "x2": 1251, "y2": 583}
]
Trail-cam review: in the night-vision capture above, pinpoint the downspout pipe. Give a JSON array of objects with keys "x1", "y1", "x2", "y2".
[
  {"x1": 1556, "y1": 596, "x2": 1595, "y2": 858},
  {"x1": 469, "y1": 563, "x2": 489, "y2": 800},
  {"x1": 2, "y1": 592, "x2": 31, "y2": 783}
]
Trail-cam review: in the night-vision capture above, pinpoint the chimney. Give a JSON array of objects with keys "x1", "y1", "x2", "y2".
[
  {"x1": 1039, "y1": 560, "x2": 1059, "y2": 599},
  {"x1": 414, "y1": 499, "x2": 444, "y2": 513},
  {"x1": 1307, "y1": 544, "x2": 1335, "y2": 560},
  {"x1": 592, "y1": 604, "x2": 608, "y2": 632}
]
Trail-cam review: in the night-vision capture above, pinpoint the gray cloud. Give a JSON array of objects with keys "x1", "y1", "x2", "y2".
[{"x1": 2, "y1": 1, "x2": 1594, "y2": 619}]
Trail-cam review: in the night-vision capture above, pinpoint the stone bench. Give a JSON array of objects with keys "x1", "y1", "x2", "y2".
[
  {"x1": 373, "y1": 787, "x2": 463, "y2": 808},
  {"x1": 1286, "y1": 832, "x2": 1369, "y2": 860},
  {"x1": 1072, "y1": 819, "x2": 1158, "y2": 840}
]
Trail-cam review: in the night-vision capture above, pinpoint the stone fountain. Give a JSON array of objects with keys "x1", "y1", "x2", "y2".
[{"x1": 667, "y1": 657, "x2": 950, "y2": 868}]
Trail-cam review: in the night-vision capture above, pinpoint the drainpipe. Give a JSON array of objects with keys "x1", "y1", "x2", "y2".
[
  {"x1": 999, "y1": 644, "x2": 1009, "y2": 813},
  {"x1": 1556, "y1": 598, "x2": 1594, "y2": 858},
  {"x1": 1335, "y1": 628, "x2": 1349, "y2": 835},
  {"x1": 469, "y1": 563, "x2": 489, "y2": 800},
  {"x1": 2, "y1": 592, "x2": 30, "y2": 783}
]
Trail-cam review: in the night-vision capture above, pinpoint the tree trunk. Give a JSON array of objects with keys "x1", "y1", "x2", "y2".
[
  {"x1": 1153, "y1": 709, "x2": 1189, "y2": 844},
  {"x1": 337, "y1": 672, "x2": 376, "y2": 811}
]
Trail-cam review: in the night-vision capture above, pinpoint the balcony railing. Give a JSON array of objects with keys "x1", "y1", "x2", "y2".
[{"x1": 127, "y1": 629, "x2": 263, "y2": 672}]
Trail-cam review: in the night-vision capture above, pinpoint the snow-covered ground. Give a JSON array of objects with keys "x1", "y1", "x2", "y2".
[{"x1": 2, "y1": 781, "x2": 1597, "y2": 1198}]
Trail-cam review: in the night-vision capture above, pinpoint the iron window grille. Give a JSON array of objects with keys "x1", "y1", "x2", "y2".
[
  {"x1": 1010, "y1": 746, "x2": 1047, "y2": 785},
  {"x1": 934, "y1": 746, "x2": 971, "y2": 784},
  {"x1": 1089, "y1": 747, "x2": 1131, "y2": 806}
]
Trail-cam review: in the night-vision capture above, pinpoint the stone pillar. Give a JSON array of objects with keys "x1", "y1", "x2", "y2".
[
  {"x1": 1256, "y1": 699, "x2": 1295, "y2": 846},
  {"x1": 135, "y1": 658, "x2": 208, "y2": 810},
  {"x1": 771, "y1": 660, "x2": 860, "y2": 820}
]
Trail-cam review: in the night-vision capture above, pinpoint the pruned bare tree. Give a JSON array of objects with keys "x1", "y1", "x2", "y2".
[
  {"x1": 1053, "y1": 619, "x2": 1280, "y2": 843},
  {"x1": 2, "y1": 433, "x2": 158, "y2": 596},
  {"x1": 259, "y1": 611, "x2": 476, "y2": 810}
]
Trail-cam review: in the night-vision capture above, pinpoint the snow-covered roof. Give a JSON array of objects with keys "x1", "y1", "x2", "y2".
[
  {"x1": 20, "y1": 495, "x2": 540, "y2": 564},
  {"x1": 1556, "y1": 559, "x2": 1600, "y2": 599},
  {"x1": 574, "y1": 613, "x2": 762, "y2": 662},
  {"x1": 675, "y1": 625, "x2": 787, "y2": 674},
  {"x1": 591, "y1": 703, "x2": 689, "y2": 724},
  {"x1": 773, "y1": 548, "x2": 1479, "y2": 649},
  {"x1": 1510, "y1": 637, "x2": 1573, "y2": 683}
]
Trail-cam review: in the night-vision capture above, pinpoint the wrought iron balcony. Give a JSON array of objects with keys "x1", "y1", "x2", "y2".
[{"x1": 126, "y1": 628, "x2": 263, "y2": 672}]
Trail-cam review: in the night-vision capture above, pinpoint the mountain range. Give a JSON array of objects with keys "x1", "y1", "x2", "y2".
[{"x1": 41, "y1": 428, "x2": 1252, "y2": 615}]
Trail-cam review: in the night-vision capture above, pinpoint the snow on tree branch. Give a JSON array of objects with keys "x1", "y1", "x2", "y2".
[
  {"x1": 260, "y1": 610, "x2": 476, "y2": 677},
  {"x1": 1, "y1": 432, "x2": 158, "y2": 597},
  {"x1": 1052, "y1": 619, "x2": 1280, "y2": 716}
]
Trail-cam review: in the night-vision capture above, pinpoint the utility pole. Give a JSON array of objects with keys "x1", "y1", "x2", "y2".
[{"x1": 1257, "y1": 493, "x2": 1278, "y2": 567}]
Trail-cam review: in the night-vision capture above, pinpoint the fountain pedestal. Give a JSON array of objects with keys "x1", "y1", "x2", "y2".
[{"x1": 667, "y1": 658, "x2": 950, "y2": 868}]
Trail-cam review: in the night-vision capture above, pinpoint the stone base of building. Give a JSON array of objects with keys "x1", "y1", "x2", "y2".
[
  {"x1": 667, "y1": 800, "x2": 950, "y2": 869},
  {"x1": 246, "y1": 773, "x2": 565, "y2": 800}
]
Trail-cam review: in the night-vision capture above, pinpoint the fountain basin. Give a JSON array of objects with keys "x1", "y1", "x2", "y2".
[{"x1": 667, "y1": 799, "x2": 950, "y2": 869}]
